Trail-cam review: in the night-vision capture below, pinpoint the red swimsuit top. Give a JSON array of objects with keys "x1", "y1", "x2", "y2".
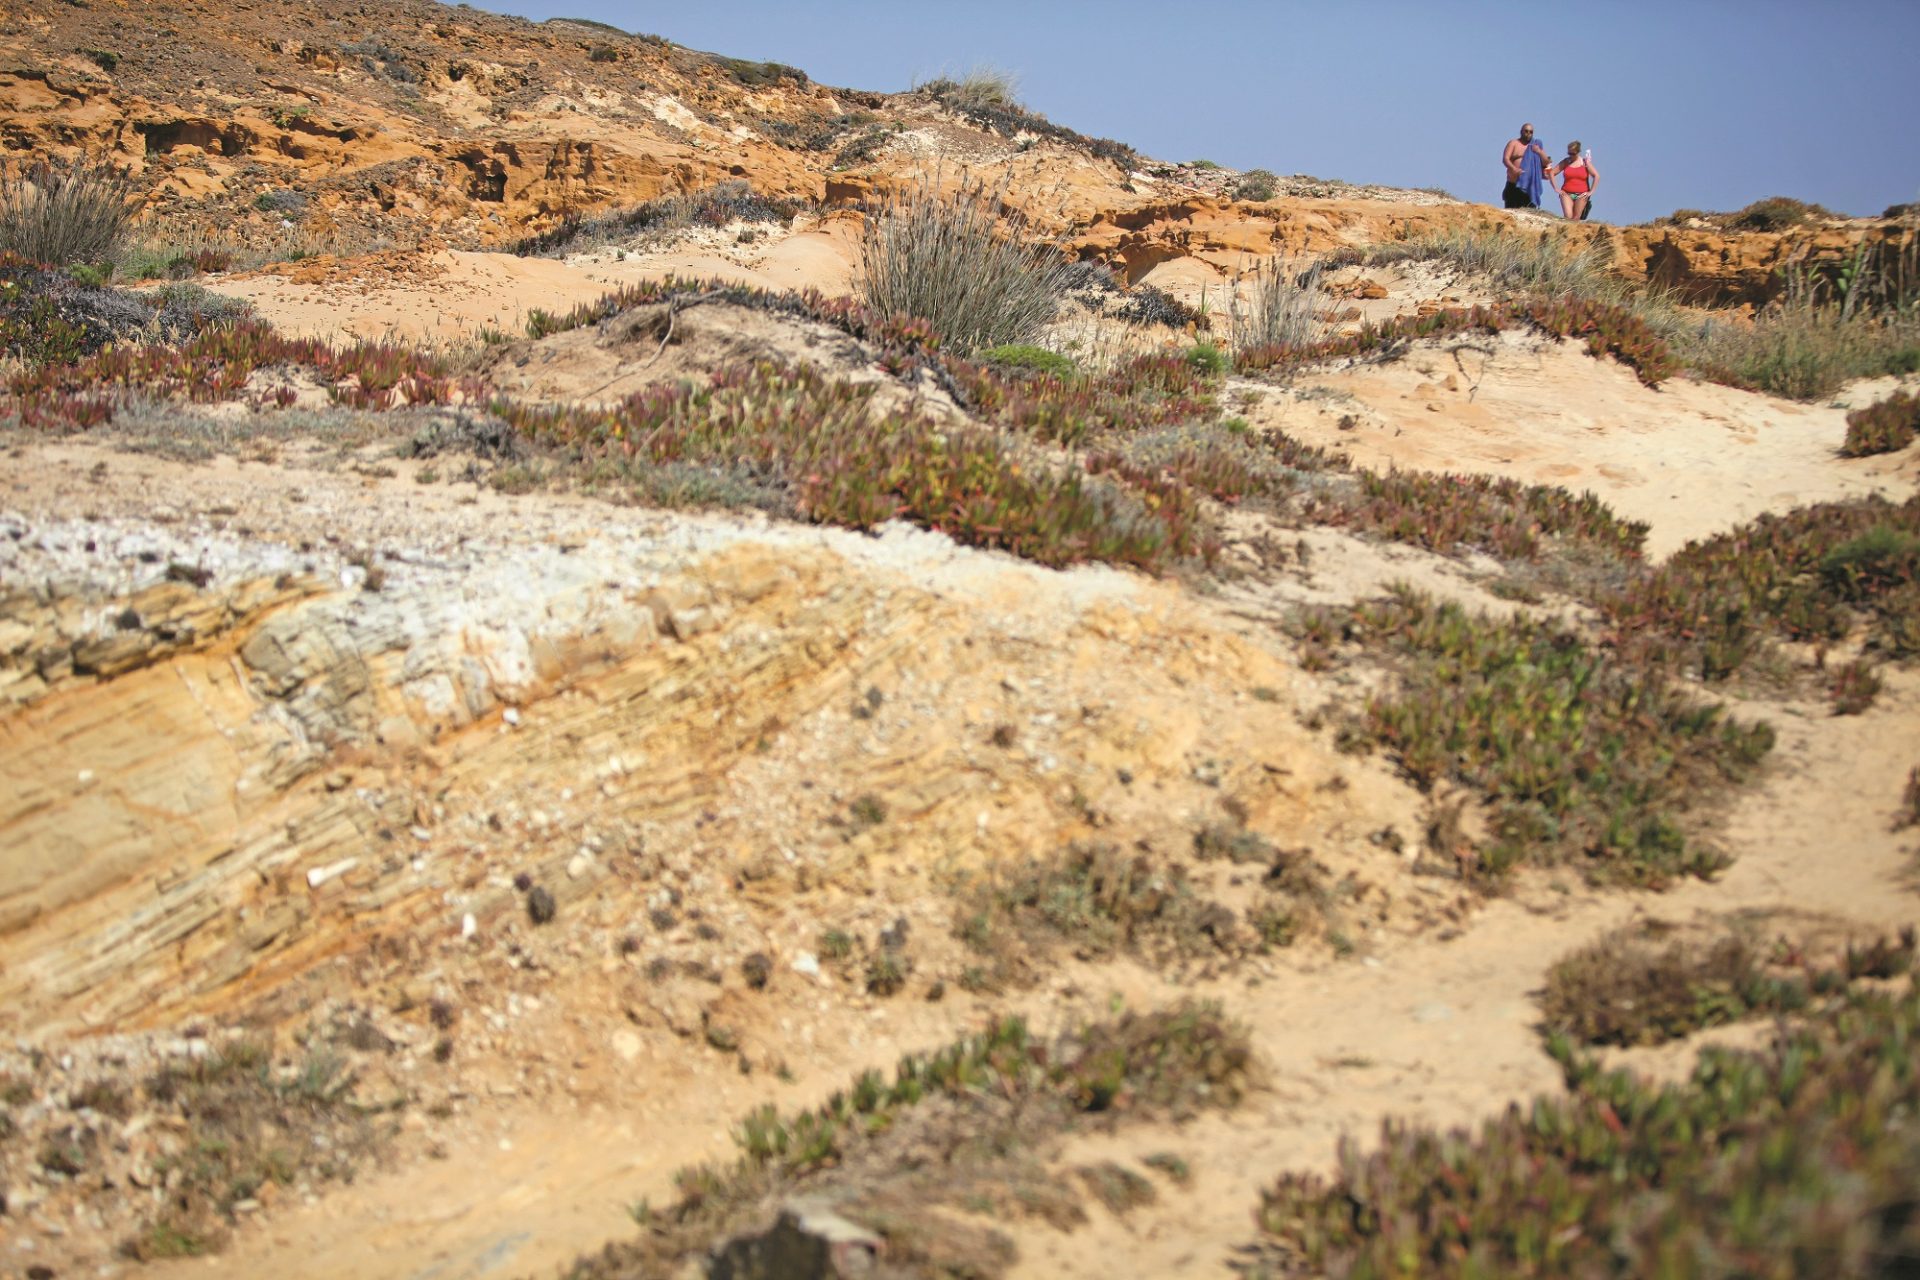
[{"x1": 1561, "y1": 159, "x2": 1591, "y2": 194}]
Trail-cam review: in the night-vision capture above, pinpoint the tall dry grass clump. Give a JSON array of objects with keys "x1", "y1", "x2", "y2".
[
  {"x1": 0, "y1": 155, "x2": 136, "y2": 267},
  {"x1": 1676, "y1": 238, "x2": 1920, "y2": 400},
  {"x1": 917, "y1": 66, "x2": 1022, "y2": 113},
  {"x1": 1370, "y1": 225, "x2": 1617, "y2": 302},
  {"x1": 1227, "y1": 258, "x2": 1330, "y2": 356},
  {"x1": 858, "y1": 174, "x2": 1075, "y2": 355}
]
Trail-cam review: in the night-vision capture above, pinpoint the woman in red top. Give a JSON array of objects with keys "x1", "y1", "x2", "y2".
[{"x1": 1552, "y1": 140, "x2": 1598, "y2": 221}]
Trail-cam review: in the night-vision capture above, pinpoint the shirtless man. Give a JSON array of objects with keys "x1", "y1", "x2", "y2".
[{"x1": 1502, "y1": 123, "x2": 1549, "y2": 209}]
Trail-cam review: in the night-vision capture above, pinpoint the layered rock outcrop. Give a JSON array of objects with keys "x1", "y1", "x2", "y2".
[{"x1": 0, "y1": 478, "x2": 1409, "y2": 1041}]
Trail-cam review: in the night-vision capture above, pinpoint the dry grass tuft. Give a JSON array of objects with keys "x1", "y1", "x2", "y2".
[
  {"x1": 1227, "y1": 258, "x2": 1329, "y2": 356},
  {"x1": 858, "y1": 173, "x2": 1076, "y2": 356},
  {"x1": 0, "y1": 155, "x2": 136, "y2": 268}
]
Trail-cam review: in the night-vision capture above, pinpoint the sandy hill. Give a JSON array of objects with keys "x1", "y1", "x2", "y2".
[
  {"x1": 4, "y1": 0, "x2": 1913, "y2": 304},
  {"x1": 1, "y1": 4, "x2": 1919, "y2": 1279}
]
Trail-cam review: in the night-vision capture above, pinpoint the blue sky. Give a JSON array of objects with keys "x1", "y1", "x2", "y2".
[{"x1": 454, "y1": 0, "x2": 1920, "y2": 225}]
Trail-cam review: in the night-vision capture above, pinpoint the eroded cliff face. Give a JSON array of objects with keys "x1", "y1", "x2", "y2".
[
  {"x1": 0, "y1": 463, "x2": 1424, "y2": 1042},
  {"x1": 0, "y1": 7, "x2": 837, "y2": 245},
  {"x1": 1607, "y1": 219, "x2": 1918, "y2": 305},
  {"x1": 1063, "y1": 194, "x2": 1918, "y2": 302}
]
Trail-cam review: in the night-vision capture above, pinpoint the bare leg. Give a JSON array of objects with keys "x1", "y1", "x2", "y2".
[{"x1": 1558, "y1": 190, "x2": 1576, "y2": 219}]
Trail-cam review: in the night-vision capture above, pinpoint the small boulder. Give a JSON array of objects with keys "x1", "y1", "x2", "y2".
[{"x1": 710, "y1": 1199, "x2": 884, "y2": 1279}]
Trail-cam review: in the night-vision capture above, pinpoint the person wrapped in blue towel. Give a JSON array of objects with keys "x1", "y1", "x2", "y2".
[{"x1": 1502, "y1": 122, "x2": 1549, "y2": 209}]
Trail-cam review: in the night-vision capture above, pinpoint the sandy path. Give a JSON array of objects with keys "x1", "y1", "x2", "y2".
[{"x1": 1009, "y1": 671, "x2": 1920, "y2": 1278}]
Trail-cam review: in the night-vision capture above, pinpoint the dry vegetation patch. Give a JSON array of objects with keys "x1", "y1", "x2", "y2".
[
  {"x1": 491, "y1": 360, "x2": 1209, "y2": 570},
  {"x1": 1360, "y1": 225, "x2": 1920, "y2": 401},
  {"x1": 950, "y1": 838, "x2": 1335, "y2": 991},
  {"x1": 570, "y1": 1002, "x2": 1251, "y2": 1279},
  {"x1": 506, "y1": 180, "x2": 803, "y2": 259},
  {"x1": 1605, "y1": 495, "x2": 1920, "y2": 681},
  {"x1": 1539, "y1": 919, "x2": 1916, "y2": 1048},
  {"x1": 1305, "y1": 588, "x2": 1773, "y2": 885},
  {"x1": 1842, "y1": 388, "x2": 1920, "y2": 457},
  {"x1": 914, "y1": 73, "x2": 1134, "y2": 169},
  {"x1": 0, "y1": 1035, "x2": 390, "y2": 1263},
  {"x1": 1250, "y1": 975, "x2": 1920, "y2": 1279}
]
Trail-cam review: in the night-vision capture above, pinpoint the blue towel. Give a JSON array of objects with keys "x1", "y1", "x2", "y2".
[{"x1": 1519, "y1": 142, "x2": 1546, "y2": 207}]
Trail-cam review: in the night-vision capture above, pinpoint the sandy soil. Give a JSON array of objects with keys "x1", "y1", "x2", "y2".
[
  {"x1": 7, "y1": 233, "x2": 1919, "y2": 1280},
  {"x1": 1249, "y1": 330, "x2": 1920, "y2": 557},
  {"x1": 1009, "y1": 672, "x2": 1920, "y2": 1279},
  {"x1": 0, "y1": 405, "x2": 1909, "y2": 1279},
  {"x1": 8, "y1": 3, "x2": 1919, "y2": 1272},
  {"x1": 131, "y1": 667, "x2": 1918, "y2": 1280},
  {"x1": 206, "y1": 219, "x2": 863, "y2": 348}
]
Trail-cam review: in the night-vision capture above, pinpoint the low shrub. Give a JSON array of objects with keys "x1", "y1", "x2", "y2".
[
  {"x1": 1841, "y1": 388, "x2": 1919, "y2": 456},
  {"x1": 0, "y1": 155, "x2": 136, "y2": 268},
  {"x1": 114, "y1": 1038, "x2": 384, "y2": 1259},
  {"x1": 948, "y1": 348, "x2": 1216, "y2": 446},
  {"x1": 1603, "y1": 496, "x2": 1920, "y2": 678},
  {"x1": 1230, "y1": 168, "x2": 1278, "y2": 202},
  {"x1": 1729, "y1": 195, "x2": 1834, "y2": 231},
  {"x1": 859, "y1": 174, "x2": 1076, "y2": 356},
  {"x1": 1237, "y1": 295, "x2": 1678, "y2": 387},
  {"x1": 493, "y1": 361, "x2": 1211, "y2": 570},
  {"x1": 831, "y1": 126, "x2": 891, "y2": 170},
  {"x1": 1184, "y1": 341, "x2": 1228, "y2": 375},
  {"x1": 1681, "y1": 304, "x2": 1920, "y2": 401},
  {"x1": 918, "y1": 72, "x2": 1134, "y2": 169},
  {"x1": 1897, "y1": 766, "x2": 1920, "y2": 831},
  {"x1": 1334, "y1": 587, "x2": 1774, "y2": 884},
  {"x1": 1086, "y1": 425, "x2": 1320, "y2": 507},
  {"x1": 1304, "y1": 468, "x2": 1649, "y2": 563},
  {"x1": 514, "y1": 275, "x2": 937, "y2": 360},
  {"x1": 977, "y1": 343, "x2": 1077, "y2": 379},
  {"x1": 762, "y1": 110, "x2": 877, "y2": 155},
  {"x1": 579, "y1": 1002, "x2": 1248, "y2": 1278},
  {"x1": 1367, "y1": 225, "x2": 1616, "y2": 303},
  {"x1": 253, "y1": 189, "x2": 309, "y2": 216},
  {"x1": 4, "y1": 315, "x2": 454, "y2": 428},
  {"x1": 510, "y1": 181, "x2": 801, "y2": 257},
  {"x1": 1539, "y1": 923, "x2": 1812, "y2": 1047},
  {"x1": 1829, "y1": 657, "x2": 1884, "y2": 714},
  {"x1": 711, "y1": 56, "x2": 807, "y2": 88},
  {"x1": 918, "y1": 66, "x2": 1021, "y2": 113},
  {"x1": 1114, "y1": 283, "x2": 1201, "y2": 329},
  {"x1": 955, "y1": 843, "x2": 1240, "y2": 984},
  {"x1": 1679, "y1": 243, "x2": 1920, "y2": 399},
  {"x1": 339, "y1": 38, "x2": 417, "y2": 83},
  {"x1": 0, "y1": 256, "x2": 251, "y2": 369},
  {"x1": 1254, "y1": 978, "x2": 1920, "y2": 1279}
]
